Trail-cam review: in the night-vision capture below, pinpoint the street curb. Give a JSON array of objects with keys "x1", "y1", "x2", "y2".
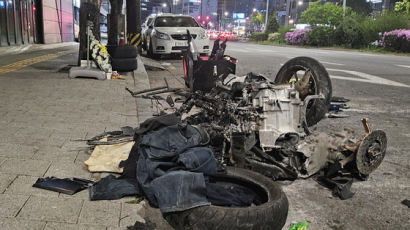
[{"x1": 131, "y1": 55, "x2": 152, "y2": 124}]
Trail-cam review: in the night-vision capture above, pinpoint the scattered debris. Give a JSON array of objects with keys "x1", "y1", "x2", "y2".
[
  {"x1": 289, "y1": 221, "x2": 309, "y2": 230},
  {"x1": 84, "y1": 141, "x2": 134, "y2": 173},
  {"x1": 331, "y1": 96, "x2": 350, "y2": 103},
  {"x1": 32, "y1": 177, "x2": 93, "y2": 195},
  {"x1": 111, "y1": 71, "x2": 124, "y2": 79},
  {"x1": 401, "y1": 199, "x2": 410, "y2": 208}
]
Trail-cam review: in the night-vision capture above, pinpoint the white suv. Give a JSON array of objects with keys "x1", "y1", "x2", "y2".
[{"x1": 145, "y1": 14, "x2": 210, "y2": 58}]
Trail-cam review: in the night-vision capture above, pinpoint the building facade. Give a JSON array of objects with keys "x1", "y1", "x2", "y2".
[{"x1": 0, "y1": 0, "x2": 74, "y2": 46}]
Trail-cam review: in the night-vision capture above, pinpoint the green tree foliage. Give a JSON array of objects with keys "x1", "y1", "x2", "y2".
[
  {"x1": 346, "y1": 0, "x2": 372, "y2": 16},
  {"x1": 266, "y1": 13, "x2": 279, "y2": 33},
  {"x1": 361, "y1": 12, "x2": 409, "y2": 45},
  {"x1": 251, "y1": 12, "x2": 265, "y2": 26},
  {"x1": 395, "y1": 0, "x2": 410, "y2": 15},
  {"x1": 334, "y1": 17, "x2": 364, "y2": 48},
  {"x1": 307, "y1": 26, "x2": 334, "y2": 46},
  {"x1": 299, "y1": 0, "x2": 347, "y2": 26}
]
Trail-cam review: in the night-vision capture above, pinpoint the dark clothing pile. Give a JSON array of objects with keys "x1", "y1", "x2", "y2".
[
  {"x1": 136, "y1": 124, "x2": 216, "y2": 213},
  {"x1": 89, "y1": 115, "x2": 254, "y2": 213}
]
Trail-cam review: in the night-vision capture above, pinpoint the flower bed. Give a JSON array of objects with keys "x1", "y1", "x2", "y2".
[
  {"x1": 382, "y1": 29, "x2": 410, "y2": 53},
  {"x1": 285, "y1": 29, "x2": 310, "y2": 45}
]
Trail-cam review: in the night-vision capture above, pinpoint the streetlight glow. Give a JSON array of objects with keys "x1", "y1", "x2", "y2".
[
  {"x1": 224, "y1": 11, "x2": 229, "y2": 16},
  {"x1": 162, "y1": 3, "x2": 167, "y2": 7},
  {"x1": 297, "y1": 1, "x2": 303, "y2": 6},
  {"x1": 289, "y1": 19, "x2": 294, "y2": 24},
  {"x1": 253, "y1": 8, "x2": 257, "y2": 12}
]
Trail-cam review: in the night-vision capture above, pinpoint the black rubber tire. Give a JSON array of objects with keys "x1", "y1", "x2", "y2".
[
  {"x1": 107, "y1": 45, "x2": 138, "y2": 59},
  {"x1": 111, "y1": 57, "x2": 138, "y2": 72},
  {"x1": 274, "y1": 56, "x2": 332, "y2": 126},
  {"x1": 165, "y1": 167, "x2": 289, "y2": 230},
  {"x1": 148, "y1": 40, "x2": 160, "y2": 59}
]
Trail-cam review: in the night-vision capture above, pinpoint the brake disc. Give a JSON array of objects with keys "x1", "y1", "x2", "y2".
[{"x1": 355, "y1": 130, "x2": 387, "y2": 175}]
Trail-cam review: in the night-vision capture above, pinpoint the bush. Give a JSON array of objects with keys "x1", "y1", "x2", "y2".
[
  {"x1": 285, "y1": 29, "x2": 310, "y2": 45},
  {"x1": 307, "y1": 26, "x2": 334, "y2": 46},
  {"x1": 383, "y1": 29, "x2": 410, "y2": 52},
  {"x1": 266, "y1": 16, "x2": 279, "y2": 33},
  {"x1": 268, "y1": 32, "x2": 281, "y2": 42},
  {"x1": 360, "y1": 12, "x2": 409, "y2": 46},
  {"x1": 249, "y1": 32, "x2": 268, "y2": 41},
  {"x1": 334, "y1": 17, "x2": 364, "y2": 48},
  {"x1": 277, "y1": 26, "x2": 292, "y2": 43}
]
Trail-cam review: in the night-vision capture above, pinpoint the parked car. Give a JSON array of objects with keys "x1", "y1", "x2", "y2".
[
  {"x1": 142, "y1": 14, "x2": 155, "y2": 50},
  {"x1": 145, "y1": 14, "x2": 210, "y2": 58}
]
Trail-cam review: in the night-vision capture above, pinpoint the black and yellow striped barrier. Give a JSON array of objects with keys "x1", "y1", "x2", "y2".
[{"x1": 127, "y1": 33, "x2": 142, "y2": 47}]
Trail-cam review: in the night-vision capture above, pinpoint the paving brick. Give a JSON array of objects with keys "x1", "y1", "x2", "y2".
[
  {"x1": 31, "y1": 146, "x2": 77, "y2": 162},
  {"x1": 119, "y1": 203, "x2": 145, "y2": 227},
  {"x1": 0, "y1": 194, "x2": 29, "y2": 218},
  {"x1": 5, "y1": 175, "x2": 59, "y2": 198},
  {"x1": 17, "y1": 196, "x2": 83, "y2": 223},
  {"x1": 44, "y1": 222, "x2": 107, "y2": 230},
  {"x1": 0, "y1": 217, "x2": 46, "y2": 230},
  {"x1": 44, "y1": 159, "x2": 91, "y2": 179},
  {"x1": 0, "y1": 143, "x2": 38, "y2": 159},
  {"x1": 0, "y1": 173, "x2": 17, "y2": 193},
  {"x1": 0, "y1": 158, "x2": 50, "y2": 177},
  {"x1": 78, "y1": 200, "x2": 121, "y2": 227}
]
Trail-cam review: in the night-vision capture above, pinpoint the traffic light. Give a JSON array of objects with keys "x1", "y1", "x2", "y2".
[
  {"x1": 205, "y1": 16, "x2": 210, "y2": 21},
  {"x1": 197, "y1": 15, "x2": 201, "y2": 20}
]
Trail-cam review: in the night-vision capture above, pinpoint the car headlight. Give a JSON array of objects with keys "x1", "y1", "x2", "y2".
[
  {"x1": 198, "y1": 32, "x2": 208, "y2": 39},
  {"x1": 153, "y1": 30, "x2": 170, "y2": 40}
]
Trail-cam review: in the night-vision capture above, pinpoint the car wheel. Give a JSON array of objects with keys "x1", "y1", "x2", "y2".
[
  {"x1": 274, "y1": 56, "x2": 332, "y2": 127},
  {"x1": 148, "y1": 40, "x2": 160, "y2": 59},
  {"x1": 164, "y1": 167, "x2": 288, "y2": 230}
]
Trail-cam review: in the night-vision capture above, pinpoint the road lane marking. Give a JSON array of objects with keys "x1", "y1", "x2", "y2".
[
  {"x1": 396, "y1": 64, "x2": 410, "y2": 69},
  {"x1": 319, "y1": 61, "x2": 345, "y2": 66},
  {"x1": 328, "y1": 68, "x2": 410, "y2": 88},
  {"x1": 0, "y1": 50, "x2": 74, "y2": 76}
]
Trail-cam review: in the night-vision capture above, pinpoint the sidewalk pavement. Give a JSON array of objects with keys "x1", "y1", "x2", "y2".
[{"x1": 0, "y1": 44, "x2": 171, "y2": 229}]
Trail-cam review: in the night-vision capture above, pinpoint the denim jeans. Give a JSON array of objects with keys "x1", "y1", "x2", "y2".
[{"x1": 137, "y1": 124, "x2": 217, "y2": 213}]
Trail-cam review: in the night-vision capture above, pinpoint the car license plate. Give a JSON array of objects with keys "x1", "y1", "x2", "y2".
[{"x1": 175, "y1": 41, "x2": 187, "y2": 47}]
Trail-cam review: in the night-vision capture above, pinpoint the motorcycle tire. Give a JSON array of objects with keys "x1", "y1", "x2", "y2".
[
  {"x1": 274, "y1": 56, "x2": 332, "y2": 126},
  {"x1": 164, "y1": 167, "x2": 288, "y2": 230},
  {"x1": 107, "y1": 45, "x2": 138, "y2": 59}
]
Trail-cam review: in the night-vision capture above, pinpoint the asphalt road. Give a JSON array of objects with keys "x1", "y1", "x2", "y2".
[{"x1": 149, "y1": 41, "x2": 410, "y2": 229}]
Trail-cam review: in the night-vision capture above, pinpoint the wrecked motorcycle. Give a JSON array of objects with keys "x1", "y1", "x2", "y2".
[{"x1": 128, "y1": 32, "x2": 387, "y2": 191}]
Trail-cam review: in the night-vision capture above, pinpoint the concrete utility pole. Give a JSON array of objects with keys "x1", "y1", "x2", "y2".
[
  {"x1": 78, "y1": 0, "x2": 101, "y2": 65},
  {"x1": 264, "y1": 0, "x2": 269, "y2": 32},
  {"x1": 126, "y1": 0, "x2": 142, "y2": 49},
  {"x1": 108, "y1": 0, "x2": 123, "y2": 46},
  {"x1": 285, "y1": 0, "x2": 290, "y2": 26},
  {"x1": 343, "y1": 0, "x2": 346, "y2": 17}
]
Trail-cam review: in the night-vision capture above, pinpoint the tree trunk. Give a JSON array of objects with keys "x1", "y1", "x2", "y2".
[
  {"x1": 108, "y1": 0, "x2": 123, "y2": 46},
  {"x1": 78, "y1": 0, "x2": 101, "y2": 65}
]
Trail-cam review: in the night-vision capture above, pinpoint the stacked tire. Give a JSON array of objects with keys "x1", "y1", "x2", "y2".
[{"x1": 107, "y1": 45, "x2": 138, "y2": 72}]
